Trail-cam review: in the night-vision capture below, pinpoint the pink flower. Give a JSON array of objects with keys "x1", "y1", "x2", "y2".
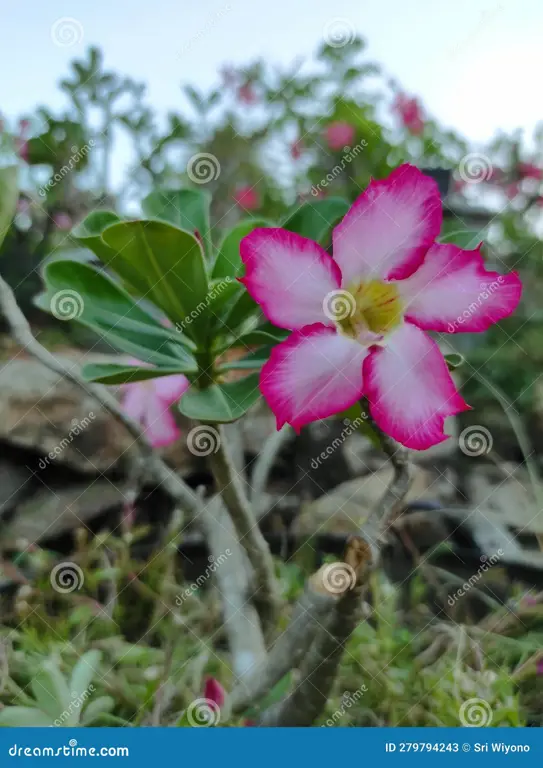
[
  {"x1": 16, "y1": 138, "x2": 28, "y2": 162},
  {"x1": 120, "y1": 368, "x2": 189, "y2": 448},
  {"x1": 325, "y1": 122, "x2": 355, "y2": 151},
  {"x1": 505, "y1": 182, "x2": 520, "y2": 200},
  {"x1": 203, "y1": 677, "x2": 226, "y2": 709},
  {"x1": 394, "y1": 94, "x2": 425, "y2": 136},
  {"x1": 290, "y1": 140, "x2": 304, "y2": 160},
  {"x1": 239, "y1": 164, "x2": 522, "y2": 450},
  {"x1": 238, "y1": 83, "x2": 257, "y2": 105},
  {"x1": 518, "y1": 162, "x2": 542, "y2": 181},
  {"x1": 53, "y1": 212, "x2": 73, "y2": 230},
  {"x1": 234, "y1": 185, "x2": 259, "y2": 211}
]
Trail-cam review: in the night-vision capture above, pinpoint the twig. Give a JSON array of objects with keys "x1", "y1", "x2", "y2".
[
  {"x1": 228, "y1": 567, "x2": 336, "y2": 714},
  {"x1": 259, "y1": 538, "x2": 372, "y2": 726},
  {"x1": 207, "y1": 424, "x2": 281, "y2": 633},
  {"x1": 199, "y1": 495, "x2": 267, "y2": 681},
  {"x1": 250, "y1": 425, "x2": 293, "y2": 513},
  {"x1": 0, "y1": 273, "x2": 202, "y2": 518}
]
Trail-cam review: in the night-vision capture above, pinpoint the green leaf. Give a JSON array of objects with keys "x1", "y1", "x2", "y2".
[
  {"x1": 31, "y1": 660, "x2": 72, "y2": 721},
  {"x1": 282, "y1": 197, "x2": 349, "y2": 245},
  {"x1": 179, "y1": 374, "x2": 261, "y2": 422},
  {"x1": 82, "y1": 363, "x2": 191, "y2": 385},
  {"x1": 81, "y1": 696, "x2": 115, "y2": 726},
  {"x1": 72, "y1": 210, "x2": 121, "y2": 261},
  {"x1": 41, "y1": 260, "x2": 197, "y2": 370},
  {"x1": 217, "y1": 345, "x2": 272, "y2": 372},
  {"x1": 0, "y1": 166, "x2": 18, "y2": 250},
  {"x1": 212, "y1": 218, "x2": 271, "y2": 279},
  {"x1": 101, "y1": 220, "x2": 209, "y2": 342},
  {"x1": 70, "y1": 650, "x2": 101, "y2": 702},
  {"x1": 438, "y1": 229, "x2": 482, "y2": 249},
  {"x1": 0, "y1": 707, "x2": 54, "y2": 727},
  {"x1": 221, "y1": 290, "x2": 260, "y2": 333},
  {"x1": 142, "y1": 189, "x2": 212, "y2": 259}
]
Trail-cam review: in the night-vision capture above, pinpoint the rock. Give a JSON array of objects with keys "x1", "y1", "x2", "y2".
[
  {"x1": 292, "y1": 466, "x2": 448, "y2": 538},
  {"x1": 466, "y1": 466, "x2": 543, "y2": 536},
  {"x1": 0, "y1": 354, "x2": 195, "y2": 475}
]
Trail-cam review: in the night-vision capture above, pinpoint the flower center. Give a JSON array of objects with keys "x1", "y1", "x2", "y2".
[{"x1": 335, "y1": 280, "x2": 403, "y2": 340}]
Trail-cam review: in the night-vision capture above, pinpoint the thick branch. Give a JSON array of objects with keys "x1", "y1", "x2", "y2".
[
  {"x1": 260, "y1": 538, "x2": 372, "y2": 726},
  {"x1": 250, "y1": 425, "x2": 293, "y2": 514},
  {"x1": 207, "y1": 424, "x2": 281, "y2": 632},
  {"x1": 0, "y1": 273, "x2": 201, "y2": 517},
  {"x1": 199, "y1": 495, "x2": 267, "y2": 681}
]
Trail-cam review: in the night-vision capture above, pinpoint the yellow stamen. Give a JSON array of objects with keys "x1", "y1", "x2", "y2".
[{"x1": 337, "y1": 279, "x2": 403, "y2": 338}]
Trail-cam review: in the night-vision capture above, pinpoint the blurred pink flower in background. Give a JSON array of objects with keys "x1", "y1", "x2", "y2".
[
  {"x1": 120, "y1": 366, "x2": 190, "y2": 448},
  {"x1": 238, "y1": 83, "x2": 257, "y2": 105},
  {"x1": 325, "y1": 121, "x2": 355, "y2": 151},
  {"x1": 52, "y1": 212, "x2": 73, "y2": 230},
  {"x1": 394, "y1": 94, "x2": 425, "y2": 136},
  {"x1": 234, "y1": 185, "x2": 259, "y2": 211},
  {"x1": 290, "y1": 140, "x2": 304, "y2": 160},
  {"x1": 518, "y1": 162, "x2": 543, "y2": 181},
  {"x1": 203, "y1": 677, "x2": 226, "y2": 709}
]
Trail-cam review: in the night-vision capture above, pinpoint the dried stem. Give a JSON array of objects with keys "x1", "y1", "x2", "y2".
[{"x1": 207, "y1": 424, "x2": 281, "y2": 633}]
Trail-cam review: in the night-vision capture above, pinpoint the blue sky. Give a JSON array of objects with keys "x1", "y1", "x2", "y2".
[{"x1": 2, "y1": 0, "x2": 542, "y2": 143}]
